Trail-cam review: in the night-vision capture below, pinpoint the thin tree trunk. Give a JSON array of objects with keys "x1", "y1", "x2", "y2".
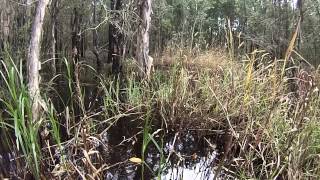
[
  {"x1": 297, "y1": 0, "x2": 304, "y2": 50},
  {"x1": 80, "y1": 2, "x2": 85, "y2": 58},
  {"x1": 51, "y1": 0, "x2": 58, "y2": 76},
  {"x1": 0, "y1": 0, "x2": 15, "y2": 51},
  {"x1": 108, "y1": 0, "x2": 122, "y2": 74},
  {"x1": 71, "y1": 7, "x2": 81, "y2": 63},
  {"x1": 26, "y1": 0, "x2": 32, "y2": 26},
  {"x1": 25, "y1": 0, "x2": 33, "y2": 46},
  {"x1": 136, "y1": 0, "x2": 153, "y2": 79},
  {"x1": 190, "y1": 0, "x2": 198, "y2": 53},
  {"x1": 283, "y1": 0, "x2": 290, "y2": 58},
  {"x1": 27, "y1": 0, "x2": 49, "y2": 122},
  {"x1": 92, "y1": 0, "x2": 101, "y2": 74}
]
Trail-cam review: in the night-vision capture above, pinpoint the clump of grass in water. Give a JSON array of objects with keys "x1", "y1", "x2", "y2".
[
  {"x1": 0, "y1": 54, "x2": 71, "y2": 178},
  {"x1": 0, "y1": 55, "x2": 42, "y2": 178}
]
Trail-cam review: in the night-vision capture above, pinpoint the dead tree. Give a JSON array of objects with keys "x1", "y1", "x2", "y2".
[
  {"x1": 136, "y1": 0, "x2": 153, "y2": 79},
  {"x1": 27, "y1": 0, "x2": 49, "y2": 121},
  {"x1": 108, "y1": 0, "x2": 122, "y2": 74}
]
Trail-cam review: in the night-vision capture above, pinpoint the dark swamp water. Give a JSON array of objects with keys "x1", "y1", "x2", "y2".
[
  {"x1": 0, "y1": 81, "x2": 237, "y2": 180},
  {"x1": 105, "y1": 121, "x2": 233, "y2": 180},
  {"x1": 0, "y1": 120, "x2": 235, "y2": 179}
]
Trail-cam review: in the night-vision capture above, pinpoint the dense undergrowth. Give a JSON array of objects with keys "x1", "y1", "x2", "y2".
[{"x1": 0, "y1": 48, "x2": 320, "y2": 179}]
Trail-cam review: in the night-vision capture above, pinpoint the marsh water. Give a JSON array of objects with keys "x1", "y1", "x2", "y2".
[
  {"x1": 105, "y1": 121, "x2": 229, "y2": 180},
  {"x1": 0, "y1": 81, "x2": 235, "y2": 180},
  {"x1": 0, "y1": 121, "x2": 231, "y2": 179}
]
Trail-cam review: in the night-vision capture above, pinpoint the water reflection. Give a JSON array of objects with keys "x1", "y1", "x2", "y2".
[{"x1": 162, "y1": 151, "x2": 217, "y2": 180}]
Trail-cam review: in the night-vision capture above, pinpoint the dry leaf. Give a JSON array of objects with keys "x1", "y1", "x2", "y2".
[{"x1": 129, "y1": 157, "x2": 143, "y2": 164}]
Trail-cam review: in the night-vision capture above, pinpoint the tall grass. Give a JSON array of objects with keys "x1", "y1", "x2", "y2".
[
  {"x1": 0, "y1": 55, "x2": 42, "y2": 178},
  {"x1": 0, "y1": 47, "x2": 319, "y2": 179}
]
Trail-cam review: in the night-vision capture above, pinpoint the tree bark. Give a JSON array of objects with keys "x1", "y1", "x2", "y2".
[
  {"x1": 72, "y1": 7, "x2": 81, "y2": 63},
  {"x1": 92, "y1": 0, "x2": 101, "y2": 74},
  {"x1": 136, "y1": 0, "x2": 153, "y2": 79},
  {"x1": 0, "y1": 0, "x2": 14, "y2": 50},
  {"x1": 26, "y1": 0, "x2": 32, "y2": 26},
  {"x1": 51, "y1": 0, "x2": 59, "y2": 76},
  {"x1": 297, "y1": 0, "x2": 304, "y2": 50},
  {"x1": 108, "y1": 0, "x2": 122, "y2": 75},
  {"x1": 27, "y1": 0, "x2": 49, "y2": 122}
]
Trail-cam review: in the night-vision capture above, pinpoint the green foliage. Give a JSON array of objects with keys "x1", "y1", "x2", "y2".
[{"x1": 0, "y1": 55, "x2": 42, "y2": 178}]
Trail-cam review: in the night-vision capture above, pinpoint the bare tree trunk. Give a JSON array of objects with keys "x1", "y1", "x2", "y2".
[
  {"x1": 108, "y1": 0, "x2": 122, "y2": 75},
  {"x1": 136, "y1": 0, "x2": 153, "y2": 79},
  {"x1": 71, "y1": 7, "x2": 81, "y2": 64},
  {"x1": 26, "y1": 0, "x2": 32, "y2": 25},
  {"x1": 92, "y1": 0, "x2": 101, "y2": 74},
  {"x1": 27, "y1": 0, "x2": 49, "y2": 122},
  {"x1": 0, "y1": 0, "x2": 14, "y2": 51},
  {"x1": 297, "y1": 0, "x2": 304, "y2": 50},
  {"x1": 51, "y1": 0, "x2": 59, "y2": 76}
]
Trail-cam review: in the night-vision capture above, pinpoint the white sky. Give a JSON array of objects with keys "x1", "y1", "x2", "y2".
[{"x1": 292, "y1": 0, "x2": 298, "y2": 8}]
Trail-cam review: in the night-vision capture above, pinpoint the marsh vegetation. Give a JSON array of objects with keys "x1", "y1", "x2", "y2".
[{"x1": 0, "y1": 0, "x2": 320, "y2": 179}]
